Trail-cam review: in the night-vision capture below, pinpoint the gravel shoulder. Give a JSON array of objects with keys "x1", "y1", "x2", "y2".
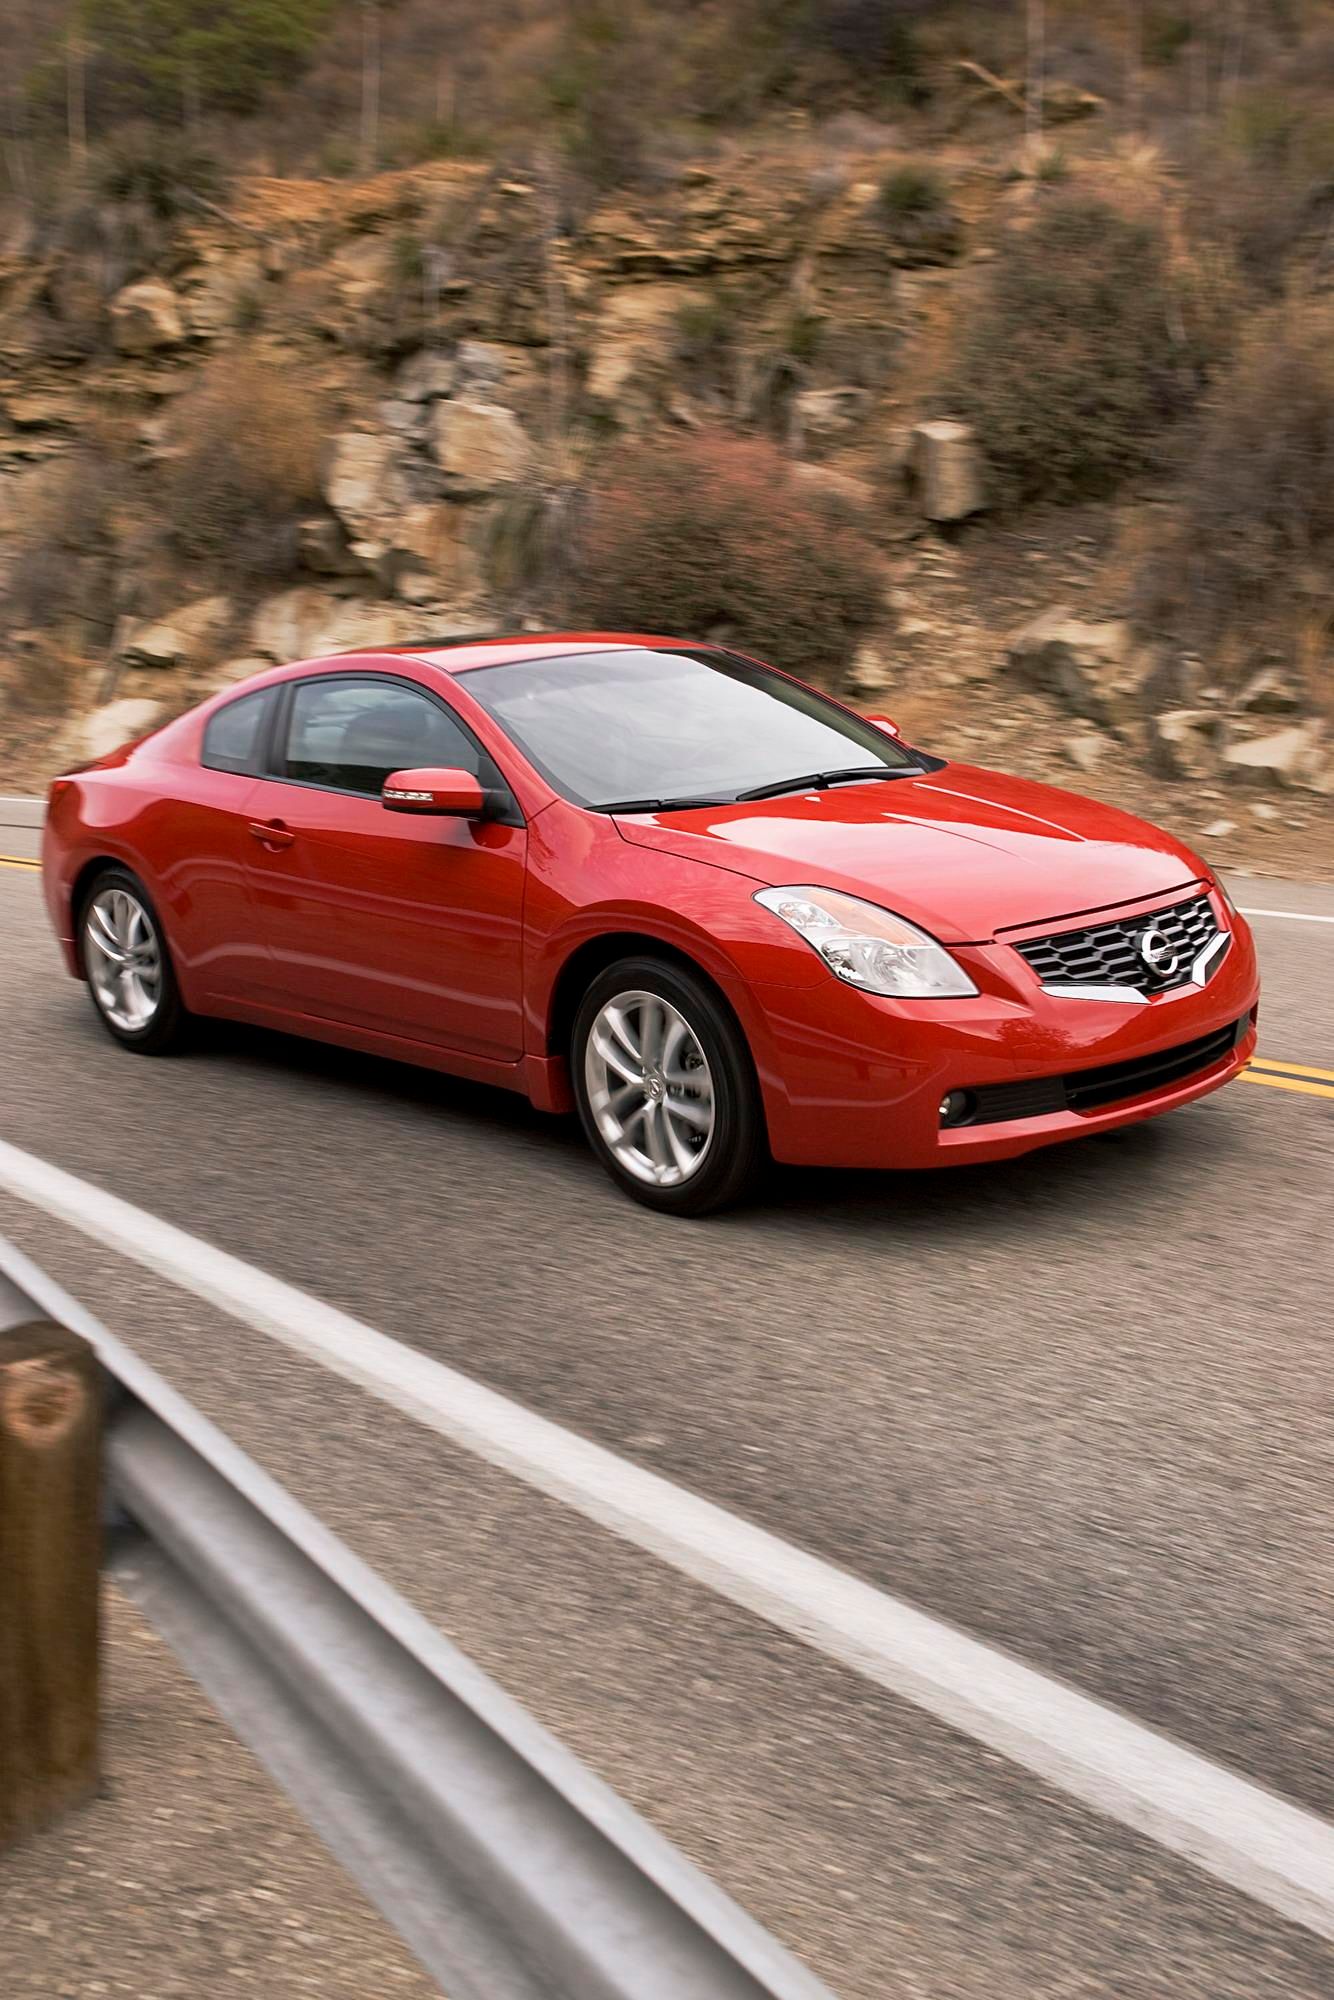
[{"x1": 0, "y1": 1585, "x2": 439, "y2": 2000}]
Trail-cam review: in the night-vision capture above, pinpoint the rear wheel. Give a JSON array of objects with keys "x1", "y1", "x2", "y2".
[
  {"x1": 79, "y1": 866, "x2": 188, "y2": 1054},
  {"x1": 572, "y1": 956, "x2": 764, "y2": 1215}
]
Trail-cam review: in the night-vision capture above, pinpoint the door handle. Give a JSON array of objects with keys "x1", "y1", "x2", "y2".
[{"x1": 249, "y1": 820, "x2": 294, "y2": 851}]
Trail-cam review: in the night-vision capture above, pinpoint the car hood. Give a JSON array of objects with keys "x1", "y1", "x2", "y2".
[{"x1": 613, "y1": 763, "x2": 1208, "y2": 944}]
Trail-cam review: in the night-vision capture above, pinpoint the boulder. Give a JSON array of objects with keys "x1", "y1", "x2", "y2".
[
  {"x1": 110, "y1": 279, "x2": 186, "y2": 355},
  {"x1": 250, "y1": 588, "x2": 426, "y2": 663},
  {"x1": 1235, "y1": 666, "x2": 1302, "y2": 716},
  {"x1": 395, "y1": 350, "x2": 457, "y2": 403},
  {"x1": 1201, "y1": 818, "x2": 1237, "y2": 839},
  {"x1": 1005, "y1": 606, "x2": 1139, "y2": 729},
  {"x1": 1145, "y1": 709, "x2": 1222, "y2": 782},
  {"x1": 908, "y1": 420, "x2": 984, "y2": 523},
  {"x1": 298, "y1": 515, "x2": 362, "y2": 576},
  {"x1": 374, "y1": 503, "x2": 483, "y2": 605},
  {"x1": 4, "y1": 394, "x2": 71, "y2": 431},
  {"x1": 322, "y1": 432, "x2": 410, "y2": 556},
  {"x1": 181, "y1": 254, "x2": 264, "y2": 339},
  {"x1": 845, "y1": 641, "x2": 894, "y2": 694},
  {"x1": 455, "y1": 341, "x2": 510, "y2": 391},
  {"x1": 428, "y1": 400, "x2": 530, "y2": 497},
  {"x1": 792, "y1": 387, "x2": 868, "y2": 443},
  {"x1": 74, "y1": 698, "x2": 165, "y2": 762},
  {"x1": 1222, "y1": 722, "x2": 1329, "y2": 790},
  {"x1": 117, "y1": 596, "x2": 232, "y2": 670},
  {"x1": 1063, "y1": 731, "x2": 1106, "y2": 775},
  {"x1": 378, "y1": 398, "x2": 422, "y2": 436}
]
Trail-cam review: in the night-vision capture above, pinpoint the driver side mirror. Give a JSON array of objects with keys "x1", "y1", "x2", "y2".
[
  {"x1": 866, "y1": 713, "x2": 902, "y2": 740},
  {"x1": 382, "y1": 767, "x2": 486, "y2": 816}
]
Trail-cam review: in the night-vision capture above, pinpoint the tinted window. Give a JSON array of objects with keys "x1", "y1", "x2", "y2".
[
  {"x1": 283, "y1": 679, "x2": 488, "y2": 797},
  {"x1": 465, "y1": 648, "x2": 924, "y2": 810},
  {"x1": 202, "y1": 689, "x2": 270, "y2": 775}
]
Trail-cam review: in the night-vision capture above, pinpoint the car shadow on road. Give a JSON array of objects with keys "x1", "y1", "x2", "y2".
[
  {"x1": 191, "y1": 1017, "x2": 585, "y2": 1144},
  {"x1": 761, "y1": 1117, "x2": 1184, "y2": 1234},
  {"x1": 188, "y1": 1014, "x2": 1223, "y2": 1244}
]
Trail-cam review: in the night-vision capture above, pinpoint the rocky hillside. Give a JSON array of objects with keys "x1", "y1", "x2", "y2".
[{"x1": 2, "y1": 26, "x2": 1333, "y2": 880}]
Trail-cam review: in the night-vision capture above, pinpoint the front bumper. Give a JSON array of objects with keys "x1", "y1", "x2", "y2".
[{"x1": 747, "y1": 897, "x2": 1261, "y2": 1171}]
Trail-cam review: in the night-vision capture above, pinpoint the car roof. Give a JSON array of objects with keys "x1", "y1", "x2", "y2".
[{"x1": 364, "y1": 632, "x2": 687, "y2": 674}]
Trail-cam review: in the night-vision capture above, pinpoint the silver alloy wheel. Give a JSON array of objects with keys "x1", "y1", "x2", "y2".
[
  {"x1": 84, "y1": 887, "x2": 164, "y2": 1033},
  {"x1": 584, "y1": 989, "x2": 715, "y2": 1188}
]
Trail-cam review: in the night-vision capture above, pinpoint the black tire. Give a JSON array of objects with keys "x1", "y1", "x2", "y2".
[
  {"x1": 571, "y1": 955, "x2": 765, "y2": 1216},
  {"x1": 78, "y1": 865, "x2": 189, "y2": 1055}
]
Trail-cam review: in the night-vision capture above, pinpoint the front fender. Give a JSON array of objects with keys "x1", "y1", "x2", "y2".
[{"x1": 520, "y1": 805, "x2": 821, "y2": 1118}]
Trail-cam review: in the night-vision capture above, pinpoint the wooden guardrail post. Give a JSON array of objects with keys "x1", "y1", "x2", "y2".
[{"x1": 0, "y1": 1319, "x2": 101, "y2": 1848}]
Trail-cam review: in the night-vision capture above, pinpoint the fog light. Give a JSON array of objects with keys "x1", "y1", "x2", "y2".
[{"x1": 939, "y1": 1090, "x2": 974, "y2": 1128}]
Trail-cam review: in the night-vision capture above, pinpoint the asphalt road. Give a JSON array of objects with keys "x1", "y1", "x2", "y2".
[{"x1": 2, "y1": 845, "x2": 1333, "y2": 1999}]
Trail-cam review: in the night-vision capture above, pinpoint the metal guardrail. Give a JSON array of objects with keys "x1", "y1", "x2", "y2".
[
  {"x1": 0, "y1": 795, "x2": 44, "y2": 829},
  {"x1": 0, "y1": 1236, "x2": 836, "y2": 2000}
]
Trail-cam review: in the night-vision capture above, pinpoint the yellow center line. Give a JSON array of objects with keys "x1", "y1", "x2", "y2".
[
  {"x1": 0, "y1": 854, "x2": 39, "y2": 871},
  {"x1": 1248, "y1": 1055, "x2": 1334, "y2": 1084},
  {"x1": 1240, "y1": 1072, "x2": 1334, "y2": 1104}
]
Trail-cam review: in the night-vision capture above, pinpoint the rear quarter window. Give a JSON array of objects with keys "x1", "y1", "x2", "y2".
[{"x1": 202, "y1": 689, "x2": 270, "y2": 775}]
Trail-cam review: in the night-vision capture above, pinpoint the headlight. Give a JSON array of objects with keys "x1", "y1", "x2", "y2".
[
  {"x1": 1210, "y1": 872, "x2": 1238, "y2": 917},
  {"x1": 754, "y1": 885, "x2": 978, "y2": 998}
]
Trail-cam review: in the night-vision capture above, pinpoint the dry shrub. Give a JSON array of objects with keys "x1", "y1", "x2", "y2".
[
  {"x1": 567, "y1": 432, "x2": 882, "y2": 683},
  {"x1": 875, "y1": 162, "x2": 960, "y2": 263},
  {"x1": 2, "y1": 451, "x2": 127, "y2": 649},
  {"x1": 950, "y1": 197, "x2": 1201, "y2": 506},
  {"x1": 163, "y1": 352, "x2": 326, "y2": 579},
  {"x1": 1188, "y1": 86, "x2": 1334, "y2": 296},
  {"x1": 1136, "y1": 302, "x2": 1334, "y2": 677}
]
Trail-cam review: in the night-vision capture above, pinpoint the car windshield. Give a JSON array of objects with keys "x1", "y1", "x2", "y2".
[{"x1": 463, "y1": 647, "x2": 925, "y2": 810}]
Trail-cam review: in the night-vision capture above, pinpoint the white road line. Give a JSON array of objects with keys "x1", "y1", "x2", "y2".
[
  {"x1": 3, "y1": 1136, "x2": 1334, "y2": 1946},
  {"x1": 1238, "y1": 906, "x2": 1334, "y2": 924}
]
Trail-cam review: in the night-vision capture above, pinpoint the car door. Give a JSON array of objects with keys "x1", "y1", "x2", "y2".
[
  {"x1": 242, "y1": 672, "x2": 528, "y2": 1061},
  {"x1": 154, "y1": 684, "x2": 275, "y2": 1003}
]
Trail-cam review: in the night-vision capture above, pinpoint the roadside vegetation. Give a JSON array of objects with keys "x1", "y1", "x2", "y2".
[
  {"x1": 161, "y1": 352, "x2": 327, "y2": 579},
  {"x1": 949, "y1": 198, "x2": 1202, "y2": 506},
  {"x1": 1136, "y1": 301, "x2": 1334, "y2": 678},
  {"x1": 1, "y1": 0, "x2": 1333, "y2": 732},
  {"x1": 566, "y1": 433, "x2": 882, "y2": 684}
]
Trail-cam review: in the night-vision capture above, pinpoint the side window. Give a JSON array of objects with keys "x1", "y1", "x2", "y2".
[
  {"x1": 282, "y1": 679, "x2": 491, "y2": 798},
  {"x1": 202, "y1": 690, "x2": 270, "y2": 775}
]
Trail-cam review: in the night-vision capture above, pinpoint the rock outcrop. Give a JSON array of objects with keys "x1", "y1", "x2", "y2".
[
  {"x1": 116, "y1": 597, "x2": 232, "y2": 670},
  {"x1": 1222, "y1": 723, "x2": 1329, "y2": 791},
  {"x1": 74, "y1": 697, "x2": 165, "y2": 762},
  {"x1": 109, "y1": 280, "x2": 186, "y2": 355},
  {"x1": 322, "y1": 431, "x2": 411, "y2": 560},
  {"x1": 1004, "y1": 608, "x2": 1140, "y2": 730},
  {"x1": 1145, "y1": 709, "x2": 1223, "y2": 782},
  {"x1": 427, "y1": 400, "x2": 530, "y2": 496},
  {"x1": 585, "y1": 283, "x2": 706, "y2": 411},
  {"x1": 250, "y1": 588, "x2": 434, "y2": 663}
]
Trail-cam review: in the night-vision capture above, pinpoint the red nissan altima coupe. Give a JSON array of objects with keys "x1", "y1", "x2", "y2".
[{"x1": 42, "y1": 633, "x2": 1259, "y2": 1213}]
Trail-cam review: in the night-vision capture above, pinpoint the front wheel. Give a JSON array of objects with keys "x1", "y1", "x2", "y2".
[
  {"x1": 79, "y1": 866, "x2": 188, "y2": 1054},
  {"x1": 572, "y1": 957, "x2": 764, "y2": 1215}
]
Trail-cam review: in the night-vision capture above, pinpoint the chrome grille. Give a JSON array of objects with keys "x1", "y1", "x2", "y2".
[{"x1": 1013, "y1": 892, "x2": 1223, "y2": 998}]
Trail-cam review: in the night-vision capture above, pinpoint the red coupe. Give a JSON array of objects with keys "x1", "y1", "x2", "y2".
[{"x1": 42, "y1": 634, "x2": 1259, "y2": 1213}]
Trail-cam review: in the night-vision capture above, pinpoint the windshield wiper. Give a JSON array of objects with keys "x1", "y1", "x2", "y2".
[
  {"x1": 595, "y1": 794, "x2": 731, "y2": 814},
  {"x1": 735, "y1": 765, "x2": 920, "y2": 803}
]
